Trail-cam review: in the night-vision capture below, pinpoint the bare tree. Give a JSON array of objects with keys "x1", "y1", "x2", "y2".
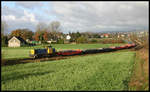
[
  {"x1": 1, "y1": 21, "x2": 8, "y2": 36},
  {"x1": 47, "y1": 21, "x2": 61, "y2": 40},
  {"x1": 36, "y1": 22, "x2": 47, "y2": 33},
  {"x1": 47, "y1": 21, "x2": 61, "y2": 32}
]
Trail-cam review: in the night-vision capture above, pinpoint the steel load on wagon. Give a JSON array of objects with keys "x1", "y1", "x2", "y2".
[
  {"x1": 57, "y1": 49, "x2": 82, "y2": 56},
  {"x1": 82, "y1": 48, "x2": 104, "y2": 54}
]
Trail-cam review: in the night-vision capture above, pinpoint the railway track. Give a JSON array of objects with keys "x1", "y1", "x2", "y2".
[{"x1": 2, "y1": 48, "x2": 135, "y2": 66}]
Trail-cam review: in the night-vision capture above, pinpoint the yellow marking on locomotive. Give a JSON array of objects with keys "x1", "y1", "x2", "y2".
[
  {"x1": 30, "y1": 49, "x2": 35, "y2": 55},
  {"x1": 47, "y1": 48, "x2": 53, "y2": 54}
]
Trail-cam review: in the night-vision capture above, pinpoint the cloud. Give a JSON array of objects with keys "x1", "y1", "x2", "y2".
[
  {"x1": 15, "y1": 1, "x2": 44, "y2": 9},
  {"x1": 2, "y1": 1, "x2": 149, "y2": 33},
  {"x1": 50, "y1": 2, "x2": 148, "y2": 32},
  {"x1": 2, "y1": 9, "x2": 38, "y2": 33}
]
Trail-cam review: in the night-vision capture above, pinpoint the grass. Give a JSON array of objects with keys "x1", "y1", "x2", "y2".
[
  {"x1": 1, "y1": 51, "x2": 135, "y2": 91},
  {"x1": 128, "y1": 48, "x2": 149, "y2": 91},
  {"x1": 2, "y1": 43, "x2": 124, "y2": 59}
]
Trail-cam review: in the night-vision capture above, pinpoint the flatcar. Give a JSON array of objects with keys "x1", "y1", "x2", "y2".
[{"x1": 57, "y1": 49, "x2": 82, "y2": 56}]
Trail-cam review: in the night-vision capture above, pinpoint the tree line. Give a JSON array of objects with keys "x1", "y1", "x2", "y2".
[
  {"x1": 1, "y1": 21, "x2": 95, "y2": 46},
  {"x1": 1, "y1": 20, "x2": 127, "y2": 47}
]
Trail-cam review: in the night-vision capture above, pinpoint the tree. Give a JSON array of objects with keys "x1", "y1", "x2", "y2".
[
  {"x1": 1, "y1": 35, "x2": 8, "y2": 47},
  {"x1": 1, "y1": 21, "x2": 8, "y2": 36},
  {"x1": 76, "y1": 32, "x2": 81, "y2": 38},
  {"x1": 25, "y1": 30, "x2": 34, "y2": 40},
  {"x1": 10, "y1": 29, "x2": 22, "y2": 37},
  {"x1": 43, "y1": 31, "x2": 48, "y2": 41},
  {"x1": 36, "y1": 22, "x2": 47, "y2": 32},
  {"x1": 76, "y1": 36, "x2": 87, "y2": 43},
  {"x1": 1, "y1": 21, "x2": 8, "y2": 47},
  {"x1": 10, "y1": 29, "x2": 34, "y2": 40},
  {"x1": 34, "y1": 22, "x2": 48, "y2": 42},
  {"x1": 48, "y1": 21, "x2": 61, "y2": 32},
  {"x1": 47, "y1": 21, "x2": 62, "y2": 41},
  {"x1": 34, "y1": 33, "x2": 40, "y2": 41}
]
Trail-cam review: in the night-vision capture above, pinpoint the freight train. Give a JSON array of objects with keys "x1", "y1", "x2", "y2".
[{"x1": 29, "y1": 43, "x2": 136, "y2": 59}]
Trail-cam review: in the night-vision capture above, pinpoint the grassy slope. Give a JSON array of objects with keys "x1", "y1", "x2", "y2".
[
  {"x1": 2, "y1": 43, "x2": 123, "y2": 59},
  {"x1": 129, "y1": 48, "x2": 149, "y2": 90},
  {"x1": 2, "y1": 51, "x2": 135, "y2": 91}
]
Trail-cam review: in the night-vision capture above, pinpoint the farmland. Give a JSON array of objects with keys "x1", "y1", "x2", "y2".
[
  {"x1": 1, "y1": 51, "x2": 135, "y2": 91},
  {"x1": 2, "y1": 43, "x2": 124, "y2": 59}
]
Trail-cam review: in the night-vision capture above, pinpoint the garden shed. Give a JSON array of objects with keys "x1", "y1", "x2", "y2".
[{"x1": 8, "y1": 36, "x2": 27, "y2": 47}]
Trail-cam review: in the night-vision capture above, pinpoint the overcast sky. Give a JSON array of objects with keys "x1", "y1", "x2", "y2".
[{"x1": 2, "y1": 1, "x2": 149, "y2": 34}]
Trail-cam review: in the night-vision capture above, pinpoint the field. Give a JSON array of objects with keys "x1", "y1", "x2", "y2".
[
  {"x1": 1, "y1": 51, "x2": 135, "y2": 91},
  {"x1": 2, "y1": 43, "x2": 124, "y2": 59}
]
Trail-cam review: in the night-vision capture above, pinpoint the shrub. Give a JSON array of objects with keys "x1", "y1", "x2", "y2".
[
  {"x1": 90, "y1": 39, "x2": 98, "y2": 43},
  {"x1": 57, "y1": 39, "x2": 64, "y2": 44},
  {"x1": 76, "y1": 36, "x2": 87, "y2": 43},
  {"x1": 100, "y1": 38, "x2": 124, "y2": 44},
  {"x1": 1, "y1": 36, "x2": 8, "y2": 47}
]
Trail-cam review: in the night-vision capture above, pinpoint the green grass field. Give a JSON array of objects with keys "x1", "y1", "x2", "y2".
[
  {"x1": 2, "y1": 43, "x2": 124, "y2": 59},
  {"x1": 1, "y1": 51, "x2": 135, "y2": 91}
]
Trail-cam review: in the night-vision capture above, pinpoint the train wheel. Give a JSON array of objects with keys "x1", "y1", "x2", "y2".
[{"x1": 33, "y1": 55, "x2": 38, "y2": 59}]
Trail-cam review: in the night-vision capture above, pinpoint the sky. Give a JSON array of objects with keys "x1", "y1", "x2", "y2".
[{"x1": 1, "y1": 1, "x2": 149, "y2": 34}]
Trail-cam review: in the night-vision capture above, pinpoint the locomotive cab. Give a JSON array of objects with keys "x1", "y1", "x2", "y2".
[{"x1": 46, "y1": 46, "x2": 56, "y2": 54}]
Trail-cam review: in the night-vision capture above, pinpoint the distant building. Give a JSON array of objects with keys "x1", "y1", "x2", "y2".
[
  {"x1": 104, "y1": 34, "x2": 109, "y2": 38},
  {"x1": 66, "y1": 34, "x2": 71, "y2": 40},
  {"x1": 100, "y1": 34, "x2": 109, "y2": 38},
  {"x1": 47, "y1": 40, "x2": 57, "y2": 44},
  {"x1": 46, "y1": 41, "x2": 51, "y2": 44},
  {"x1": 100, "y1": 35, "x2": 104, "y2": 38},
  {"x1": 26, "y1": 39, "x2": 30, "y2": 43},
  {"x1": 8, "y1": 36, "x2": 27, "y2": 47},
  {"x1": 121, "y1": 34, "x2": 125, "y2": 37},
  {"x1": 64, "y1": 34, "x2": 71, "y2": 44}
]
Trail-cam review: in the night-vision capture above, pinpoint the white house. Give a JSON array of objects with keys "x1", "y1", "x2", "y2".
[
  {"x1": 66, "y1": 35, "x2": 71, "y2": 40},
  {"x1": 8, "y1": 36, "x2": 27, "y2": 47}
]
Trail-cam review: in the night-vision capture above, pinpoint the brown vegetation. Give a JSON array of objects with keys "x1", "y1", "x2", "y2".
[{"x1": 128, "y1": 34, "x2": 149, "y2": 91}]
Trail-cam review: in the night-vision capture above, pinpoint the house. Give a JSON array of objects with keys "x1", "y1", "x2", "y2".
[
  {"x1": 47, "y1": 40, "x2": 57, "y2": 44},
  {"x1": 64, "y1": 34, "x2": 71, "y2": 44},
  {"x1": 26, "y1": 39, "x2": 30, "y2": 43},
  {"x1": 66, "y1": 34, "x2": 71, "y2": 40},
  {"x1": 100, "y1": 35, "x2": 104, "y2": 38},
  {"x1": 101, "y1": 34, "x2": 109, "y2": 38},
  {"x1": 8, "y1": 36, "x2": 27, "y2": 47},
  {"x1": 121, "y1": 34, "x2": 125, "y2": 37},
  {"x1": 104, "y1": 34, "x2": 109, "y2": 38}
]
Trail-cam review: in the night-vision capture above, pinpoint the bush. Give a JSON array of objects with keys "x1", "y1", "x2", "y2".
[
  {"x1": 76, "y1": 36, "x2": 87, "y2": 43},
  {"x1": 1, "y1": 36, "x2": 8, "y2": 47},
  {"x1": 90, "y1": 39, "x2": 98, "y2": 43},
  {"x1": 99, "y1": 38, "x2": 124, "y2": 44},
  {"x1": 57, "y1": 39, "x2": 64, "y2": 44}
]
